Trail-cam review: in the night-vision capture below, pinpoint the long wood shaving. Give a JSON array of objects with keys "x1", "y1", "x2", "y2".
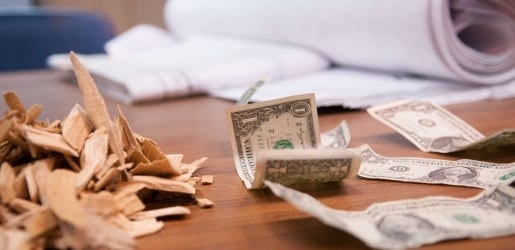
[
  {"x1": 128, "y1": 206, "x2": 190, "y2": 220},
  {"x1": 69, "y1": 51, "x2": 125, "y2": 164},
  {"x1": 0, "y1": 52, "x2": 214, "y2": 249}
]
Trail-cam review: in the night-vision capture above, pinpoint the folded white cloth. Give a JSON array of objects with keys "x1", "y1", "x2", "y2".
[
  {"x1": 166, "y1": 0, "x2": 515, "y2": 85},
  {"x1": 48, "y1": 25, "x2": 329, "y2": 103}
]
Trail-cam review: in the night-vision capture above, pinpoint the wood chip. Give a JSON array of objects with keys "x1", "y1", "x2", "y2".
[
  {"x1": 196, "y1": 198, "x2": 215, "y2": 208},
  {"x1": 117, "y1": 107, "x2": 141, "y2": 153},
  {"x1": 29, "y1": 158, "x2": 54, "y2": 205},
  {"x1": 0, "y1": 205, "x2": 17, "y2": 224},
  {"x1": 8, "y1": 198, "x2": 42, "y2": 213},
  {"x1": 0, "y1": 162, "x2": 16, "y2": 204},
  {"x1": 108, "y1": 213, "x2": 133, "y2": 231},
  {"x1": 83, "y1": 212, "x2": 135, "y2": 250},
  {"x1": 64, "y1": 154, "x2": 81, "y2": 172},
  {"x1": 126, "y1": 218, "x2": 164, "y2": 238},
  {"x1": 21, "y1": 124, "x2": 78, "y2": 157},
  {"x1": 130, "y1": 158, "x2": 179, "y2": 177},
  {"x1": 200, "y1": 175, "x2": 214, "y2": 185},
  {"x1": 126, "y1": 148, "x2": 150, "y2": 166},
  {"x1": 24, "y1": 164, "x2": 38, "y2": 203},
  {"x1": 13, "y1": 168, "x2": 28, "y2": 200},
  {"x1": 0, "y1": 228, "x2": 32, "y2": 250},
  {"x1": 174, "y1": 157, "x2": 207, "y2": 181},
  {"x1": 62, "y1": 104, "x2": 92, "y2": 152},
  {"x1": 76, "y1": 127, "x2": 108, "y2": 192},
  {"x1": 166, "y1": 154, "x2": 183, "y2": 172},
  {"x1": 141, "y1": 139, "x2": 165, "y2": 162},
  {"x1": 2, "y1": 210, "x2": 34, "y2": 230},
  {"x1": 129, "y1": 139, "x2": 181, "y2": 177},
  {"x1": 116, "y1": 193, "x2": 145, "y2": 216},
  {"x1": 0, "y1": 53, "x2": 214, "y2": 248},
  {"x1": 95, "y1": 153, "x2": 119, "y2": 178},
  {"x1": 80, "y1": 191, "x2": 120, "y2": 217},
  {"x1": 24, "y1": 104, "x2": 42, "y2": 124},
  {"x1": 195, "y1": 189, "x2": 214, "y2": 208},
  {"x1": 112, "y1": 182, "x2": 146, "y2": 200},
  {"x1": 0, "y1": 119, "x2": 14, "y2": 143},
  {"x1": 70, "y1": 51, "x2": 125, "y2": 164},
  {"x1": 3, "y1": 91, "x2": 25, "y2": 118},
  {"x1": 21, "y1": 207, "x2": 58, "y2": 237},
  {"x1": 94, "y1": 168, "x2": 120, "y2": 192},
  {"x1": 132, "y1": 175, "x2": 196, "y2": 195},
  {"x1": 45, "y1": 169, "x2": 86, "y2": 229},
  {"x1": 128, "y1": 206, "x2": 190, "y2": 221}
]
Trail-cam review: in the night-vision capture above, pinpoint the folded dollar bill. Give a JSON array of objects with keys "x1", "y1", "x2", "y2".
[
  {"x1": 367, "y1": 100, "x2": 515, "y2": 153},
  {"x1": 265, "y1": 177, "x2": 515, "y2": 250},
  {"x1": 252, "y1": 148, "x2": 360, "y2": 188},
  {"x1": 226, "y1": 94, "x2": 357, "y2": 189}
]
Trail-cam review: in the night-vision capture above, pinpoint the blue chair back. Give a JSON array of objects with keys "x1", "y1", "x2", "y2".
[{"x1": 0, "y1": 8, "x2": 115, "y2": 71}]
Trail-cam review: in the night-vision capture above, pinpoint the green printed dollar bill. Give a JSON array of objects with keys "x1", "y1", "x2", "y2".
[
  {"x1": 367, "y1": 100, "x2": 515, "y2": 153},
  {"x1": 265, "y1": 178, "x2": 515, "y2": 250},
  {"x1": 252, "y1": 148, "x2": 360, "y2": 188},
  {"x1": 226, "y1": 94, "x2": 320, "y2": 189},
  {"x1": 358, "y1": 144, "x2": 515, "y2": 188}
]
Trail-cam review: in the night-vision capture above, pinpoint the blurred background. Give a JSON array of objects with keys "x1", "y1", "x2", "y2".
[
  {"x1": 2, "y1": 0, "x2": 166, "y2": 34},
  {"x1": 0, "y1": 0, "x2": 166, "y2": 71},
  {"x1": 2, "y1": 0, "x2": 513, "y2": 107}
]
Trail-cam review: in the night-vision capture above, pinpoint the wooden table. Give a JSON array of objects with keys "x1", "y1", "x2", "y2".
[{"x1": 1, "y1": 69, "x2": 514, "y2": 250}]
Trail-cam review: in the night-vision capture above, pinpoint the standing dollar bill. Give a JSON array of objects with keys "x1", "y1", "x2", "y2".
[
  {"x1": 252, "y1": 148, "x2": 360, "y2": 188},
  {"x1": 358, "y1": 144, "x2": 515, "y2": 188},
  {"x1": 226, "y1": 94, "x2": 320, "y2": 189},
  {"x1": 265, "y1": 178, "x2": 515, "y2": 250},
  {"x1": 367, "y1": 100, "x2": 515, "y2": 153}
]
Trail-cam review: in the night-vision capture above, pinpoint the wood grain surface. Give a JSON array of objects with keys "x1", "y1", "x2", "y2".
[{"x1": 1, "y1": 69, "x2": 514, "y2": 250}]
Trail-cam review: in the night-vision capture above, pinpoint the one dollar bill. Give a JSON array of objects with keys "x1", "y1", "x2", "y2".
[
  {"x1": 367, "y1": 100, "x2": 515, "y2": 153},
  {"x1": 226, "y1": 94, "x2": 320, "y2": 189},
  {"x1": 265, "y1": 178, "x2": 515, "y2": 250},
  {"x1": 358, "y1": 144, "x2": 515, "y2": 188},
  {"x1": 252, "y1": 148, "x2": 360, "y2": 188}
]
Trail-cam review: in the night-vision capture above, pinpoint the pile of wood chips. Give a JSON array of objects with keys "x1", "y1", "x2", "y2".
[{"x1": 0, "y1": 52, "x2": 213, "y2": 250}]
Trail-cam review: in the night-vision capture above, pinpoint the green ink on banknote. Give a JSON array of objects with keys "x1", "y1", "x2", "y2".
[
  {"x1": 454, "y1": 214, "x2": 479, "y2": 224},
  {"x1": 273, "y1": 139, "x2": 294, "y2": 149},
  {"x1": 499, "y1": 171, "x2": 515, "y2": 180}
]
